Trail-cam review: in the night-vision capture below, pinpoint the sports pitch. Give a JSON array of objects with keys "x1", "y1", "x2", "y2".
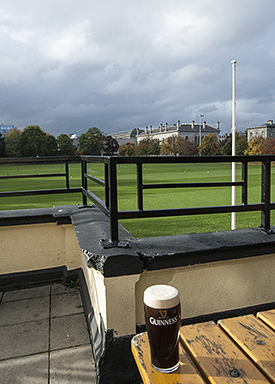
[{"x1": 0, "y1": 161, "x2": 273, "y2": 237}]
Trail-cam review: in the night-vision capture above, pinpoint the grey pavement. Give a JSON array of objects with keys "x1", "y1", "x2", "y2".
[{"x1": 0, "y1": 284, "x2": 97, "y2": 383}]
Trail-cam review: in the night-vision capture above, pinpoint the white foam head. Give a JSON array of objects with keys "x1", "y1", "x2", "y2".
[{"x1": 144, "y1": 285, "x2": 179, "y2": 309}]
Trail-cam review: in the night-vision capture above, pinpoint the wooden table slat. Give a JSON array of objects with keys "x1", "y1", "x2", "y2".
[
  {"x1": 131, "y1": 332, "x2": 207, "y2": 384},
  {"x1": 180, "y1": 321, "x2": 270, "y2": 384},
  {"x1": 257, "y1": 310, "x2": 275, "y2": 332},
  {"x1": 218, "y1": 314, "x2": 275, "y2": 383}
]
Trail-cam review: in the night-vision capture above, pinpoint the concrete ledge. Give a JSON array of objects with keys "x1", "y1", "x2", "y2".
[{"x1": 2, "y1": 206, "x2": 275, "y2": 276}]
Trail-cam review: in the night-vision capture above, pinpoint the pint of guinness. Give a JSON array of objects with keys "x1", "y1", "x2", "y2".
[{"x1": 144, "y1": 285, "x2": 181, "y2": 373}]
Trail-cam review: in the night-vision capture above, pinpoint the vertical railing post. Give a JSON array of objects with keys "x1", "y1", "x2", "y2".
[
  {"x1": 105, "y1": 163, "x2": 109, "y2": 210},
  {"x1": 137, "y1": 163, "x2": 143, "y2": 210},
  {"x1": 108, "y1": 157, "x2": 119, "y2": 243},
  {"x1": 81, "y1": 158, "x2": 87, "y2": 206},
  {"x1": 261, "y1": 160, "x2": 271, "y2": 232},
  {"x1": 242, "y1": 161, "x2": 248, "y2": 205},
  {"x1": 65, "y1": 161, "x2": 70, "y2": 189}
]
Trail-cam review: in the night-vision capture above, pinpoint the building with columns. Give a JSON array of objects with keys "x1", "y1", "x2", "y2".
[
  {"x1": 136, "y1": 120, "x2": 220, "y2": 145},
  {"x1": 246, "y1": 120, "x2": 275, "y2": 141}
]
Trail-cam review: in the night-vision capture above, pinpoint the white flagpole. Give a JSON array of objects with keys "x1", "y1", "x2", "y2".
[{"x1": 231, "y1": 60, "x2": 237, "y2": 230}]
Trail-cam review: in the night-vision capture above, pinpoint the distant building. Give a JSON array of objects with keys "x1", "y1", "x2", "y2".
[
  {"x1": 110, "y1": 128, "x2": 144, "y2": 146},
  {"x1": 70, "y1": 134, "x2": 79, "y2": 149},
  {"x1": 0, "y1": 124, "x2": 14, "y2": 135},
  {"x1": 111, "y1": 120, "x2": 220, "y2": 146},
  {"x1": 136, "y1": 120, "x2": 220, "y2": 145},
  {"x1": 247, "y1": 120, "x2": 275, "y2": 141}
]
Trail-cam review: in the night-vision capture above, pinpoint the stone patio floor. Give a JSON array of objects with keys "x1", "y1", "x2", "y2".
[{"x1": 0, "y1": 283, "x2": 97, "y2": 383}]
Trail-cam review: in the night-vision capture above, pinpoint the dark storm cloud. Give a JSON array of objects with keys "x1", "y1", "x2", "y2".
[{"x1": 0, "y1": 0, "x2": 275, "y2": 137}]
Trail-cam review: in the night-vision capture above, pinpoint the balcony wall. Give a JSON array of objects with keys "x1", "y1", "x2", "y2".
[{"x1": 2, "y1": 205, "x2": 275, "y2": 384}]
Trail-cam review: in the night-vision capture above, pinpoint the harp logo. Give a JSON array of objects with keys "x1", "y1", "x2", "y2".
[{"x1": 159, "y1": 310, "x2": 167, "y2": 319}]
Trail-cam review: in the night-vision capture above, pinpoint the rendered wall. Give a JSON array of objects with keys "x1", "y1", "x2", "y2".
[
  {"x1": 0, "y1": 222, "x2": 82, "y2": 274},
  {"x1": 135, "y1": 253, "x2": 275, "y2": 326}
]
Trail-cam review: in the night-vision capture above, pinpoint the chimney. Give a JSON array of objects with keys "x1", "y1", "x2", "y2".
[
  {"x1": 160, "y1": 123, "x2": 163, "y2": 132},
  {"x1": 217, "y1": 121, "x2": 220, "y2": 130},
  {"x1": 150, "y1": 125, "x2": 152, "y2": 133},
  {"x1": 165, "y1": 122, "x2": 168, "y2": 131},
  {"x1": 136, "y1": 128, "x2": 139, "y2": 135},
  {"x1": 177, "y1": 120, "x2": 180, "y2": 130},
  {"x1": 267, "y1": 120, "x2": 273, "y2": 125},
  {"x1": 203, "y1": 121, "x2": 206, "y2": 129},
  {"x1": 191, "y1": 120, "x2": 195, "y2": 129},
  {"x1": 145, "y1": 126, "x2": 148, "y2": 134}
]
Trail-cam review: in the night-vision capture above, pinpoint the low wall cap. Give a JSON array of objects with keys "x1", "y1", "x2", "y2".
[{"x1": 144, "y1": 284, "x2": 179, "y2": 309}]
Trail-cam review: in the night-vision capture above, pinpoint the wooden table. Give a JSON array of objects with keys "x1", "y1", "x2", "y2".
[{"x1": 131, "y1": 309, "x2": 275, "y2": 384}]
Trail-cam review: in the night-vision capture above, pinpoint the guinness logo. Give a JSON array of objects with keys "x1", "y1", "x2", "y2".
[{"x1": 159, "y1": 310, "x2": 167, "y2": 319}]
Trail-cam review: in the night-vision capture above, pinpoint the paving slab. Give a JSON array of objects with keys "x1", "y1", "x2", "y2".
[
  {"x1": 0, "y1": 353, "x2": 48, "y2": 384},
  {"x1": 50, "y1": 314, "x2": 90, "y2": 350},
  {"x1": 0, "y1": 319, "x2": 49, "y2": 360},
  {"x1": 51, "y1": 290, "x2": 83, "y2": 318},
  {"x1": 51, "y1": 284, "x2": 79, "y2": 295},
  {"x1": 0, "y1": 296, "x2": 50, "y2": 326},
  {"x1": 2, "y1": 286, "x2": 50, "y2": 302},
  {"x1": 50, "y1": 345, "x2": 96, "y2": 384}
]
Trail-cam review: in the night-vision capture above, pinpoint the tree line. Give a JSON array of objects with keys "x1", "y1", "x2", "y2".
[
  {"x1": 1, "y1": 124, "x2": 274, "y2": 158},
  {"x1": 0, "y1": 125, "x2": 119, "y2": 157}
]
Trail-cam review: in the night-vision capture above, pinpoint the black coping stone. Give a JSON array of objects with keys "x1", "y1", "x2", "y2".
[{"x1": 1, "y1": 205, "x2": 275, "y2": 277}]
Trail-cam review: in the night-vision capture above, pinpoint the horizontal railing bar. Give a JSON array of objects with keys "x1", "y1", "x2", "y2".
[
  {"x1": 117, "y1": 203, "x2": 272, "y2": 220},
  {"x1": 0, "y1": 156, "x2": 81, "y2": 164},
  {"x1": 0, "y1": 173, "x2": 66, "y2": 180},
  {"x1": 83, "y1": 189, "x2": 109, "y2": 216},
  {"x1": 0, "y1": 188, "x2": 82, "y2": 197},
  {"x1": 114, "y1": 155, "x2": 275, "y2": 165},
  {"x1": 85, "y1": 173, "x2": 105, "y2": 187},
  {"x1": 143, "y1": 181, "x2": 244, "y2": 189},
  {"x1": 81, "y1": 155, "x2": 110, "y2": 165}
]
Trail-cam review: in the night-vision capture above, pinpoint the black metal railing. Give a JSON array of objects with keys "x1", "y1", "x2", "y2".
[
  {"x1": 1, "y1": 155, "x2": 275, "y2": 244},
  {"x1": 81, "y1": 155, "x2": 275, "y2": 244},
  {"x1": 0, "y1": 156, "x2": 82, "y2": 198}
]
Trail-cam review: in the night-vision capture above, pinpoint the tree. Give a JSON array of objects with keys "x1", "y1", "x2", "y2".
[
  {"x1": 0, "y1": 133, "x2": 5, "y2": 157},
  {"x1": 147, "y1": 140, "x2": 161, "y2": 155},
  {"x1": 76, "y1": 147, "x2": 83, "y2": 156},
  {"x1": 20, "y1": 125, "x2": 49, "y2": 157},
  {"x1": 44, "y1": 134, "x2": 58, "y2": 156},
  {"x1": 118, "y1": 142, "x2": 136, "y2": 156},
  {"x1": 198, "y1": 134, "x2": 221, "y2": 156},
  {"x1": 244, "y1": 137, "x2": 264, "y2": 155},
  {"x1": 134, "y1": 138, "x2": 160, "y2": 156},
  {"x1": 160, "y1": 136, "x2": 197, "y2": 156},
  {"x1": 221, "y1": 132, "x2": 248, "y2": 155},
  {"x1": 178, "y1": 138, "x2": 198, "y2": 155},
  {"x1": 259, "y1": 137, "x2": 275, "y2": 154},
  {"x1": 221, "y1": 140, "x2": 232, "y2": 155},
  {"x1": 104, "y1": 135, "x2": 119, "y2": 155},
  {"x1": 5, "y1": 127, "x2": 22, "y2": 157},
  {"x1": 57, "y1": 134, "x2": 76, "y2": 156},
  {"x1": 79, "y1": 127, "x2": 105, "y2": 155},
  {"x1": 236, "y1": 137, "x2": 248, "y2": 155}
]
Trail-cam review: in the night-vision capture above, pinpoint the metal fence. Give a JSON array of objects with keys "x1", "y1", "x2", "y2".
[
  {"x1": 1, "y1": 155, "x2": 275, "y2": 245},
  {"x1": 0, "y1": 156, "x2": 82, "y2": 198},
  {"x1": 81, "y1": 155, "x2": 275, "y2": 244}
]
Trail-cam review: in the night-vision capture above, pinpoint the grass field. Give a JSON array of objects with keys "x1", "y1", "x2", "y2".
[{"x1": 0, "y1": 161, "x2": 274, "y2": 237}]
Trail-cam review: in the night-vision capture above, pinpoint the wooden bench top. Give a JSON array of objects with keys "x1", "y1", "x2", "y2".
[{"x1": 131, "y1": 309, "x2": 275, "y2": 384}]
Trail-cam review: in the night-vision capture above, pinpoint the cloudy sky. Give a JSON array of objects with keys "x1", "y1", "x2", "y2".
[{"x1": 1, "y1": 0, "x2": 275, "y2": 137}]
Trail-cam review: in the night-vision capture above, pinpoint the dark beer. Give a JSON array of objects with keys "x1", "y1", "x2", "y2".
[{"x1": 144, "y1": 285, "x2": 181, "y2": 373}]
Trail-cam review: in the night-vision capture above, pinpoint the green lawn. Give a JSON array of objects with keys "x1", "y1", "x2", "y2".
[{"x1": 0, "y1": 161, "x2": 273, "y2": 237}]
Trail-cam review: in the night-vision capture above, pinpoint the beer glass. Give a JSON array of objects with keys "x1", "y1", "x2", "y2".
[{"x1": 144, "y1": 284, "x2": 181, "y2": 373}]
